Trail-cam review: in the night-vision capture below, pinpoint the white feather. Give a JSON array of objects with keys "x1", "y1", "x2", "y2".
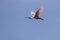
[{"x1": 31, "y1": 11, "x2": 35, "y2": 17}]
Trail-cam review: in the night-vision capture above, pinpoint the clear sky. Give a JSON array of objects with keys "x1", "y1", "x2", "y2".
[{"x1": 0, "y1": 0, "x2": 60, "y2": 40}]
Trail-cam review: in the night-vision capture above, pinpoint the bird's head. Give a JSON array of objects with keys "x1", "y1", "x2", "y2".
[{"x1": 31, "y1": 11, "x2": 35, "y2": 18}]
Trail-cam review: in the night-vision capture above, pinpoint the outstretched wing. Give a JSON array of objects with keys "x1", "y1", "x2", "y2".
[{"x1": 34, "y1": 6, "x2": 44, "y2": 18}]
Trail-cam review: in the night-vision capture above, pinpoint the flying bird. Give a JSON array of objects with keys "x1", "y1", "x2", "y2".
[
  {"x1": 25, "y1": 6, "x2": 44, "y2": 20},
  {"x1": 31, "y1": 6, "x2": 44, "y2": 20}
]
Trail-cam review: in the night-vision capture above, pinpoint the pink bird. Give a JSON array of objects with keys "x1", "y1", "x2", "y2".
[
  {"x1": 31, "y1": 6, "x2": 44, "y2": 20},
  {"x1": 25, "y1": 6, "x2": 44, "y2": 20}
]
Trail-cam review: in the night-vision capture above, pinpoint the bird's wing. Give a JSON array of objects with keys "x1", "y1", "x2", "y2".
[{"x1": 35, "y1": 6, "x2": 44, "y2": 18}]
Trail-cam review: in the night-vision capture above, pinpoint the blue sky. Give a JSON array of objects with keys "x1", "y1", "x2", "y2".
[{"x1": 0, "y1": 0, "x2": 60, "y2": 40}]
